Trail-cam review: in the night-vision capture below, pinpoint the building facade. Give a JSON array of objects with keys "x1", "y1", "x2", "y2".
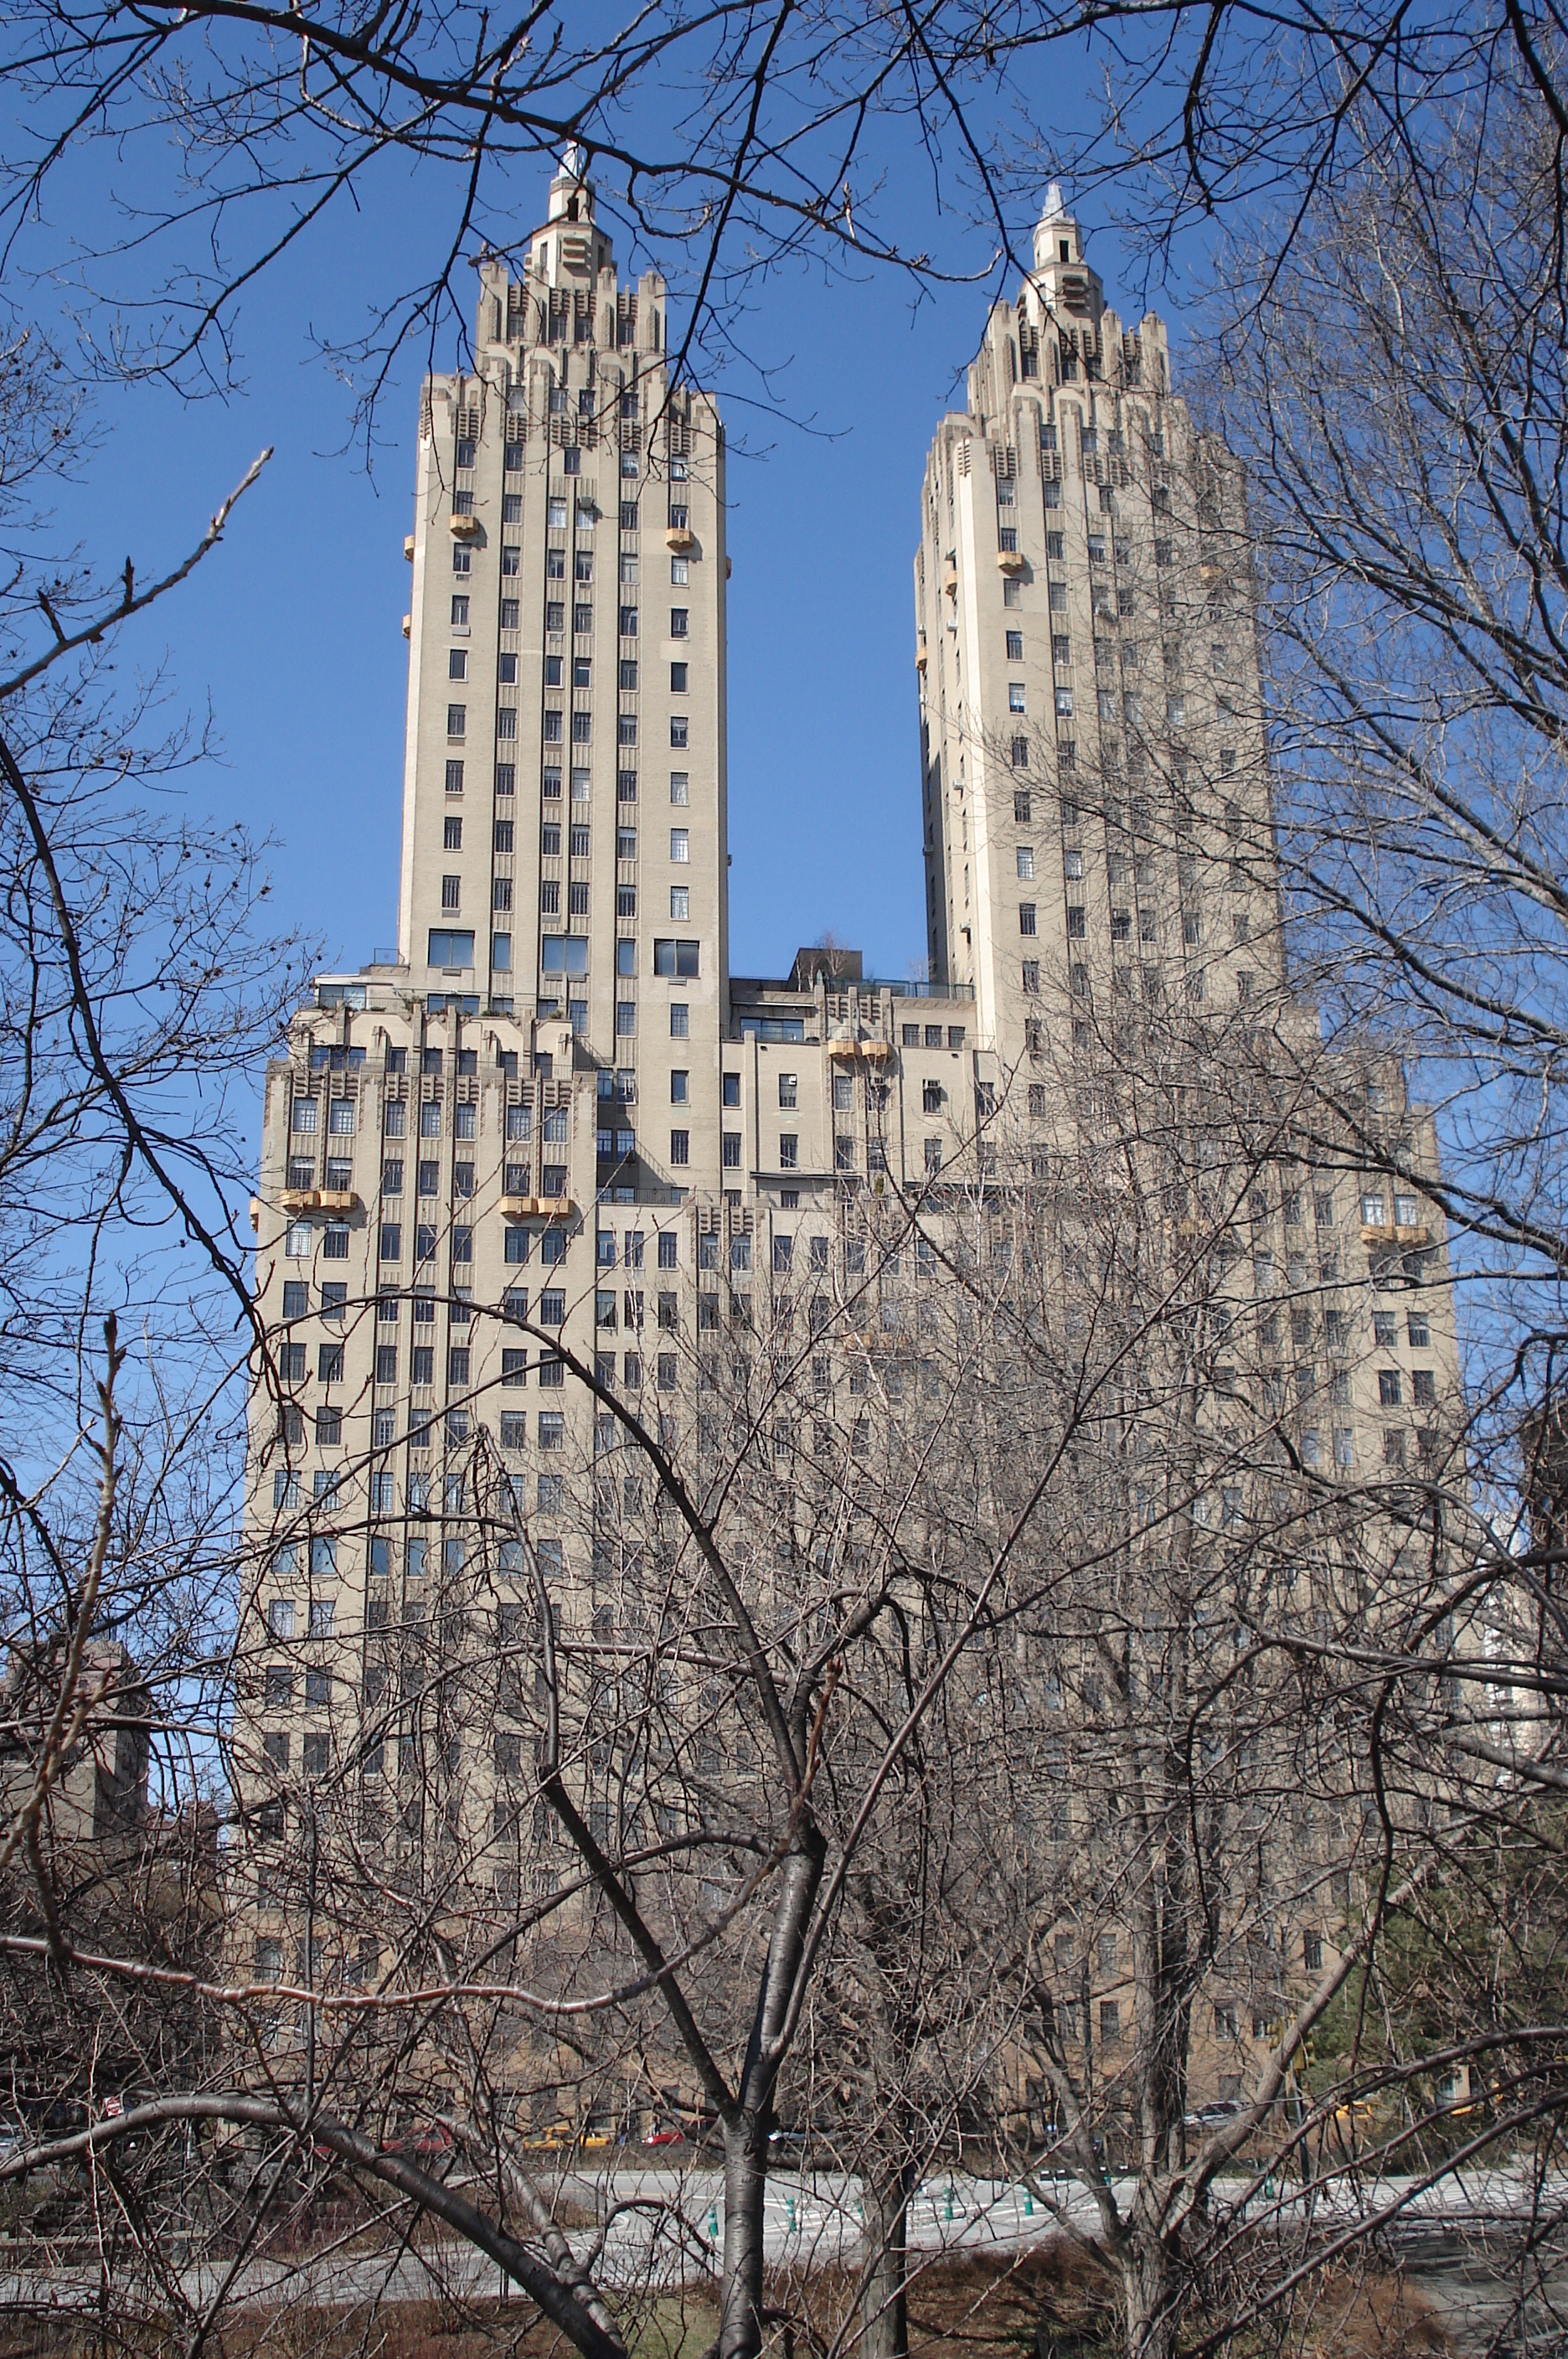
[{"x1": 235, "y1": 163, "x2": 1462, "y2": 2126}]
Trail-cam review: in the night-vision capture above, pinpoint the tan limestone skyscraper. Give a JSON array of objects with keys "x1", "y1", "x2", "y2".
[{"x1": 914, "y1": 184, "x2": 1278, "y2": 1068}]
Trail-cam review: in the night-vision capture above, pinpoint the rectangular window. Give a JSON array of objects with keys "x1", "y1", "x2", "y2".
[
  {"x1": 670, "y1": 716, "x2": 689, "y2": 747},
  {"x1": 445, "y1": 759, "x2": 464, "y2": 795},
  {"x1": 669, "y1": 1128, "x2": 689, "y2": 1165},
  {"x1": 446, "y1": 704, "x2": 467, "y2": 737},
  {"x1": 1016, "y1": 845, "x2": 1034, "y2": 879},
  {"x1": 670, "y1": 772, "x2": 689, "y2": 804},
  {"x1": 670, "y1": 607, "x2": 689, "y2": 637},
  {"x1": 670, "y1": 828, "x2": 689, "y2": 862},
  {"x1": 1019, "y1": 904, "x2": 1037, "y2": 936},
  {"x1": 653, "y1": 939, "x2": 700, "y2": 978}
]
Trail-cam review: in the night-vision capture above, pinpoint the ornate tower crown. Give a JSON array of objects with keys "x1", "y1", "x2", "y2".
[{"x1": 1029, "y1": 180, "x2": 1103, "y2": 325}]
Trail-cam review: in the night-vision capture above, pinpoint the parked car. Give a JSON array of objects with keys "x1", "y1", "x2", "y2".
[{"x1": 379, "y1": 2124, "x2": 456, "y2": 2162}]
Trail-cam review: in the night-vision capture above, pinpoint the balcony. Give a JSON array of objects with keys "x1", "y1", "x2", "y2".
[
  {"x1": 665, "y1": 524, "x2": 696, "y2": 555},
  {"x1": 450, "y1": 512, "x2": 481, "y2": 539},
  {"x1": 500, "y1": 1193, "x2": 577, "y2": 1221},
  {"x1": 827, "y1": 1036, "x2": 893, "y2": 1062},
  {"x1": 1361, "y1": 1222, "x2": 1431, "y2": 1249},
  {"x1": 997, "y1": 548, "x2": 1026, "y2": 575},
  {"x1": 280, "y1": 1189, "x2": 359, "y2": 1215}
]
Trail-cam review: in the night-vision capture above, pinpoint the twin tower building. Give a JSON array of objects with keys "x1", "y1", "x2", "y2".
[{"x1": 245, "y1": 152, "x2": 1275, "y2": 1683}]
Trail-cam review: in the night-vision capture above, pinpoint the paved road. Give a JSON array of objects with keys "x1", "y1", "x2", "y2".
[{"x1": 3, "y1": 2164, "x2": 1563, "y2": 2327}]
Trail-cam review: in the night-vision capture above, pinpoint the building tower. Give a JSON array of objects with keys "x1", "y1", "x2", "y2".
[
  {"x1": 913, "y1": 183, "x2": 1280, "y2": 1068},
  {"x1": 398, "y1": 147, "x2": 729, "y2": 1185}
]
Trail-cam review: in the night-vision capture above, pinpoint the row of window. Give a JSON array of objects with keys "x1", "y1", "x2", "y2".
[
  {"x1": 442, "y1": 763, "x2": 690, "y2": 808},
  {"x1": 529, "y1": 710, "x2": 692, "y2": 749}
]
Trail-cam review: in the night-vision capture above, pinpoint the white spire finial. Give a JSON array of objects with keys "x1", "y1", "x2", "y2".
[
  {"x1": 560, "y1": 140, "x2": 584, "y2": 180},
  {"x1": 1041, "y1": 179, "x2": 1065, "y2": 223}
]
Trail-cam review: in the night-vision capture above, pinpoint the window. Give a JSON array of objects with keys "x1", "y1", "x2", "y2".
[
  {"x1": 779, "y1": 1133, "x2": 798, "y2": 1169},
  {"x1": 1303, "y1": 1929, "x2": 1323, "y2": 1972},
  {"x1": 670, "y1": 1128, "x2": 689, "y2": 1165},
  {"x1": 1379, "y1": 1369, "x2": 1403, "y2": 1407},
  {"x1": 1008, "y1": 683, "x2": 1026, "y2": 713},
  {"x1": 448, "y1": 648, "x2": 467, "y2": 680},
  {"x1": 1055, "y1": 687, "x2": 1074, "y2": 716},
  {"x1": 654, "y1": 939, "x2": 700, "y2": 978},
  {"x1": 722, "y1": 1133, "x2": 741, "y2": 1168},
  {"x1": 441, "y1": 873, "x2": 462, "y2": 911},
  {"x1": 446, "y1": 704, "x2": 467, "y2": 737},
  {"x1": 1016, "y1": 845, "x2": 1034, "y2": 880},
  {"x1": 722, "y1": 1072, "x2": 740, "y2": 1108},
  {"x1": 670, "y1": 1001, "x2": 689, "y2": 1038},
  {"x1": 670, "y1": 828, "x2": 689, "y2": 863},
  {"x1": 1361, "y1": 1193, "x2": 1386, "y2": 1226},
  {"x1": 670, "y1": 1070, "x2": 689, "y2": 1104},
  {"x1": 1019, "y1": 903, "x2": 1037, "y2": 936},
  {"x1": 670, "y1": 715, "x2": 689, "y2": 747},
  {"x1": 1005, "y1": 630, "x2": 1023, "y2": 659},
  {"x1": 1022, "y1": 960, "x2": 1039, "y2": 994},
  {"x1": 427, "y1": 928, "x2": 475, "y2": 968}
]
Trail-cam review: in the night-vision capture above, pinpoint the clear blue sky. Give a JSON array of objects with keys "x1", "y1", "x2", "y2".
[{"x1": 39, "y1": 131, "x2": 1158, "y2": 997}]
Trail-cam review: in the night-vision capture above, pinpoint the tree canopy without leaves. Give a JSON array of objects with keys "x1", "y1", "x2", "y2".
[{"x1": 1, "y1": 0, "x2": 1565, "y2": 429}]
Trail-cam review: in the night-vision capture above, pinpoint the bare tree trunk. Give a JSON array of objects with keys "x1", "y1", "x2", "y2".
[
  {"x1": 718, "y1": 2109, "x2": 771, "y2": 2359},
  {"x1": 858, "y1": 2157, "x2": 915, "y2": 2359},
  {"x1": 1120, "y1": 2231, "x2": 1177, "y2": 2359}
]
